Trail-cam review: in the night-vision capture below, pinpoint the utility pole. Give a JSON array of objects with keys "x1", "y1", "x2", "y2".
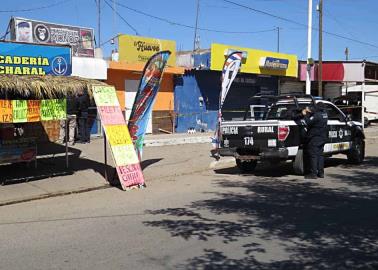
[
  {"x1": 318, "y1": 0, "x2": 323, "y2": 97},
  {"x1": 345, "y1": 47, "x2": 349, "y2": 94},
  {"x1": 306, "y1": 0, "x2": 313, "y2": 95},
  {"x1": 277, "y1": 27, "x2": 280, "y2": 52},
  {"x1": 97, "y1": 0, "x2": 101, "y2": 47},
  {"x1": 193, "y1": 0, "x2": 200, "y2": 52}
]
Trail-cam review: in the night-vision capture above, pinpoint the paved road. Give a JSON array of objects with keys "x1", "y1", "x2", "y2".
[{"x1": 0, "y1": 143, "x2": 377, "y2": 270}]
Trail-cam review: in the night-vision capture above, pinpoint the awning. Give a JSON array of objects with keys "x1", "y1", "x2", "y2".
[
  {"x1": 72, "y1": 57, "x2": 107, "y2": 80},
  {"x1": 0, "y1": 74, "x2": 107, "y2": 99},
  {"x1": 108, "y1": 61, "x2": 185, "y2": 75}
]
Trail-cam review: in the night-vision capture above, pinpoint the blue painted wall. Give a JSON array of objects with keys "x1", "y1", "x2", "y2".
[{"x1": 174, "y1": 70, "x2": 278, "y2": 133}]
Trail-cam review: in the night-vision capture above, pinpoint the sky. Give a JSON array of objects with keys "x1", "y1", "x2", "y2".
[{"x1": 1, "y1": 0, "x2": 378, "y2": 62}]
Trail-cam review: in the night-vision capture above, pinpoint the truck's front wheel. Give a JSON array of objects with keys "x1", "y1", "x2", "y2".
[
  {"x1": 347, "y1": 137, "x2": 365, "y2": 164},
  {"x1": 236, "y1": 159, "x2": 257, "y2": 173}
]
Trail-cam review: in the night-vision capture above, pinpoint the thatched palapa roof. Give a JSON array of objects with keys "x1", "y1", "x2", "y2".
[{"x1": 0, "y1": 75, "x2": 108, "y2": 99}]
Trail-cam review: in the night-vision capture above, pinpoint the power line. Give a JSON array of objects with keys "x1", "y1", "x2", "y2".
[
  {"x1": 222, "y1": 0, "x2": 378, "y2": 50},
  {"x1": 350, "y1": 55, "x2": 378, "y2": 60},
  {"x1": 114, "y1": 1, "x2": 276, "y2": 35},
  {"x1": 0, "y1": 0, "x2": 72, "y2": 13},
  {"x1": 103, "y1": 0, "x2": 139, "y2": 35}
]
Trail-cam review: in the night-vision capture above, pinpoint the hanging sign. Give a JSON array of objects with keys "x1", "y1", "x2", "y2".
[
  {"x1": 0, "y1": 100, "x2": 13, "y2": 123},
  {"x1": 12, "y1": 100, "x2": 28, "y2": 123},
  {"x1": 40, "y1": 99, "x2": 66, "y2": 121},
  {"x1": 27, "y1": 100, "x2": 41, "y2": 122}
]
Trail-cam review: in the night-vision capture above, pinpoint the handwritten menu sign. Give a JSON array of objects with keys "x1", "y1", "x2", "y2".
[
  {"x1": 41, "y1": 99, "x2": 66, "y2": 121},
  {"x1": 106, "y1": 125, "x2": 133, "y2": 146},
  {"x1": 92, "y1": 85, "x2": 145, "y2": 190},
  {"x1": 92, "y1": 86, "x2": 119, "y2": 106},
  {"x1": 0, "y1": 99, "x2": 66, "y2": 123},
  {"x1": 0, "y1": 100, "x2": 13, "y2": 123},
  {"x1": 98, "y1": 106, "x2": 125, "y2": 125},
  {"x1": 27, "y1": 100, "x2": 41, "y2": 122},
  {"x1": 12, "y1": 100, "x2": 28, "y2": 123}
]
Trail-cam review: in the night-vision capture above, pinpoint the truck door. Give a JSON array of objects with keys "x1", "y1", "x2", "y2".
[{"x1": 324, "y1": 103, "x2": 352, "y2": 153}]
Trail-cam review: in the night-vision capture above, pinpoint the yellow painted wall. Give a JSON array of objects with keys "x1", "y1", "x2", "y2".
[
  {"x1": 210, "y1": 43, "x2": 298, "y2": 77},
  {"x1": 118, "y1": 34, "x2": 176, "y2": 67}
]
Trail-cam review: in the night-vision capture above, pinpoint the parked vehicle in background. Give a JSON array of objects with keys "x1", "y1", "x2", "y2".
[
  {"x1": 335, "y1": 85, "x2": 378, "y2": 127},
  {"x1": 219, "y1": 95, "x2": 365, "y2": 174}
]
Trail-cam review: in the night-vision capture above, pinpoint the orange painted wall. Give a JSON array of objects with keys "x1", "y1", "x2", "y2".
[
  {"x1": 153, "y1": 74, "x2": 174, "y2": 111},
  {"x1": 106, "y1": 69, "x2": 174, "y2": 112}
]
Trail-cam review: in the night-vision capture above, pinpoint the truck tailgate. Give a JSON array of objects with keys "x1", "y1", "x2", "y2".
[{"x1": 221, "y1": 120, "x2": 282, "y2": 149}]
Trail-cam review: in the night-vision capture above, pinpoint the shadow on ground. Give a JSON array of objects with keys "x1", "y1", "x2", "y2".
[
  {"x1": 214, "y1": 156, "x2": 377, "y2": 178},
  {"x1": 0, "y1": 142, "x2": 117, "y2": 186},
  {"x1": 144, "y1": 159, "x2": 378, "y2": 269}
]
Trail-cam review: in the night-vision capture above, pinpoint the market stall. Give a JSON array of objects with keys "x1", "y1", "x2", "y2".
[{"x1": 0, "y1": 74, "x2": 107, "y2": 185}]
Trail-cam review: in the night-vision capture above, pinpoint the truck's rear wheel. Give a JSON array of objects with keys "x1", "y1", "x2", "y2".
[
  {"x1": 293, "y1": 149, "x2": 304, "y2": 175},
  {"x1": 236, "y1": 159, "x2": 257, "y2": 173},
  {"x1": 364, "y1": 117, "x2": 369, "y2": 128},
  {"x1": 347, "y1": 137, "x2": 365, "y2": 164}
]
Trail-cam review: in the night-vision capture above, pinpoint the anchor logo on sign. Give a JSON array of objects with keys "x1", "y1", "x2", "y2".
[{"x1": 52, "y1": 56, "x2": 68, "y2": 76}]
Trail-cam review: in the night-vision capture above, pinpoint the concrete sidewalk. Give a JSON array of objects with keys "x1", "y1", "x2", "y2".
[{"x1": 0, "y1": 133, "x2": 214, "y2": 206}]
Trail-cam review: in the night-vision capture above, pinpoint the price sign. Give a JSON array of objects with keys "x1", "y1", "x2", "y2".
[
  {"x1": 111, "y1": 145, "x2": 139, "y2": 166},
  {"x1": 93, "y1": 86, "x2": 119, "y2": 106},
  {"x1": 0, "y1": 100, "x2": 13, "y2": 123},
  {"x1": 98, "y1": 106, "x2": 125, "y2": 125},
  {"x1": 27, "y1": 100, "x2": 41, "y2": 122},
  {"x1": 105, "y1": 125, "x2": 133, "y2": 146},
  {"x1": 41, "y1": 99, "x2": 66, "y2": 121},
  {"x1": 116, "y1": 164, "x2": 144, "y2": 188},
  {"x1": 12, "y1": 100, "x2": 28, "y2": 123}
]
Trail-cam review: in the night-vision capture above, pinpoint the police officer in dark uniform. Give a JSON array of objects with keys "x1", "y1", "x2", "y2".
[
  {"x1": 301, "y1": 102, "x2": 328, "y2": 179},
  {"x1": 77, "y1": 90, "x2": 90, "y2": 143}
]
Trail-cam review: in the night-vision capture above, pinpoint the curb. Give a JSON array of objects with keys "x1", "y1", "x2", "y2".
[
  {"x1": 0, "y1": 184, "x2": 110, "y2": 207},
  {"x1": 144, "y1": 136, "x2": 211, "y2": 147}
]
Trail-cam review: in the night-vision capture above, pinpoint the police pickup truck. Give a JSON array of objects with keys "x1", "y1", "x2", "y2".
[{"x1": 219, "y1": 95, "x2": 365, "y2": 174}]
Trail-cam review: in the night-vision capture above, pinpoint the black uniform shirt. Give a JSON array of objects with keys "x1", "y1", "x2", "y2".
[{"x1": 304, "y1": 109, "x2": 328, "y2": 140}]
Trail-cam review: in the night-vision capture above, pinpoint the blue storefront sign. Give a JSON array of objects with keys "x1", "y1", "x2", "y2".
[
  {"x1": 0, "y1": 41, "x2": 71, "y2": 76},
  {"x1": 259, "y1": 57, "x2": 289, "y2": 70}
]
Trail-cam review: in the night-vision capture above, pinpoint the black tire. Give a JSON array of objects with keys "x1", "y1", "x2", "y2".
[
  {"x1": 364, "y1": 117, "x2": 369, "y2": 128},
  {"x1": 236, "y1": 159, "x2": 257, "y2": 173},
  {"x1": 293, "y1": 149, "x2": 304, "y2": 175},
  {"x1": 347, "y1": 137, "x2": 365, "y2": 164}
]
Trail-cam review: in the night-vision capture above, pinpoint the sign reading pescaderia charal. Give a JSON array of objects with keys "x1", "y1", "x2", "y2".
[
  {"x1": 118, "y1": 34, "x2": 176, "y2": 67},
  {"x1": 10, "y1": 17, "x2": 94, "y2": 58},
  {"x1": 0, "y1": 41, "x2": 71, "y2": 76}
]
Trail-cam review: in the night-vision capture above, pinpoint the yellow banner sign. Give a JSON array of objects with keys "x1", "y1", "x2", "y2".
[
  {"x1": 210, "y1": 43, "x2": 298, "y2": 77},
  {"x1": 105, "y1": 125, "x2": 133, "y2": 146},
  {"x1": 118, "y1": 34, "x2": 176, "y2": 67}
]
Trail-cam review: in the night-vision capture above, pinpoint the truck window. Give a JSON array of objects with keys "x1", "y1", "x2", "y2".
[
  {"x1": 324, "y1": 103, "x2": 345, "y2": 121},
  {"x1": 266, "y1": 104, "x2": 304, "y2": 120}
]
